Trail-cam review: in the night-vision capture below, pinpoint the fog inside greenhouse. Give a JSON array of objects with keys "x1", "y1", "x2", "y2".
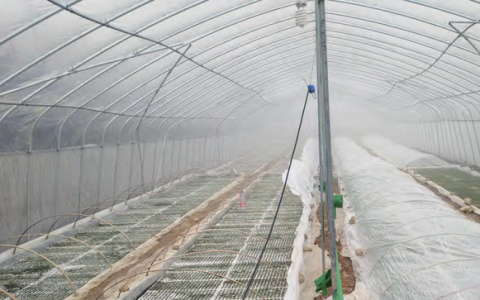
[{"x1": 2, "y1": 1, "x2": 480, "y2": 300}]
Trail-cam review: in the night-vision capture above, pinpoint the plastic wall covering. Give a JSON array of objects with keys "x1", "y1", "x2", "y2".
[
  {"x1": 0, "y1": 134, "x2": 243, "y2": 251},
  {"x1": 283, "y1": 137, "x2": 318, "y2": 300},
  {"x1": 362, "y1": 135, "x2": 450, "y2": 168},
  {"x1": 334, "y1": 137, "x2": 480, "y2": 300}
]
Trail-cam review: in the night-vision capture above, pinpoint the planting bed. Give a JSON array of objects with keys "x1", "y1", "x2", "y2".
[
  {"x1": 0, "y1": 174, "x2": 237, "y2": 300},
  {"x1": 139, "y1": 173, "x2": 302, "y2": 300},
  {"x1": 415, "y1": 168, "x2": 480, "y2": 206},
  {"x1": 232, "y1": 149, "x2": 286, "y2": 174}
]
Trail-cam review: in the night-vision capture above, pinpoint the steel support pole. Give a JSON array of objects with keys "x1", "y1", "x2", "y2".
[
  {"x1": 192, "y1": 137, "x2": 197, "y2": 168},
  {"x1": 203, "y1": 136, "x2": 208, "y2": 166},
  {"x1": 141, "y1": 142, "x2": 147, "y2": 193},
  {"x1": 77, "y1": 147, "x2": 84, "y2": 213},
  {"x1": 208, "y1": 136, "x2": 212, "y2": 167},
  {"x1": 25, "y1": 151, "x2": 32, "y2": 242},
  {"x1": 186, "y1": 137, "x2": 191, "y2": 170},
  {"x1": 53, "y1": 149, "x2": 60, "y2": 230},
  {"x1": 222, "y1": 135, "x2": 226, "y2": 162},
  {"x1": 112, "y1": 143, "x2": 120, "y2": 207},
  {"x1": 158, "y1": 138, "x2": 168, "y2": 188},
  {"x1": 151, "y1": 139, "x2": 159, "y2": 190},
  {"x1": 170, "y1": 140, "x2": 176, "y2": 176},
  {"x1": 127, "y1": 142, "x2": 134, "y2": 202},
  {"x1": 315, "y1": 0, "x2": 338, "y2": 294},
  {"x1": 177, "y1": 139, "x2": 182, "y2": 174},
  {"x1": 96, "y1": 145, "x2": 104, "y2": 209},
  {"x1": 216, "y1": 135, "x2": 221, "y2": 165}
]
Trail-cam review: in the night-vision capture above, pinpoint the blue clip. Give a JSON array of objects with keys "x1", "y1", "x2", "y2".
[{"x1": 308, "y1": 84, "x2": 316, "y2": 94}]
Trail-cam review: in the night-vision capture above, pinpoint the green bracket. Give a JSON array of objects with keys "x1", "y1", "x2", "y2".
[
  {"x1": 315, "y1": 194, "x2": 345, "y2": 299},
  {"x1": 319, "y1": 182, "x2": 326, "y2": 192},
  {"x1": 333, "y1": 194, "x2": 343, "y2": 219},
  {"x1": 314, "y1": 269, "x2": 332, "y2": 295},
  {"x1": 333, "y1": 252, "x2": 344, "y2": 300},
  {"x1": 314, "y1": 253, "x2": 345, "y2": 299}
]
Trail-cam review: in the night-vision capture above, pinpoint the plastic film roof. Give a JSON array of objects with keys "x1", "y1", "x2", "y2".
[{"x1": 2, "y1": 0, "x2": 480, "y2": 152}]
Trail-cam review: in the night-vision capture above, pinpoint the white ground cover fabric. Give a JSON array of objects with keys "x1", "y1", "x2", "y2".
[
  {"x1": 283, "y1": 137, "x2": 318, "y2": 300},
  {"x1": 333, "y1": 137, "x2": 480, "y2": 300},
  {"x1": 361, "y1": 135, "x2": 450, "y2": 168}
]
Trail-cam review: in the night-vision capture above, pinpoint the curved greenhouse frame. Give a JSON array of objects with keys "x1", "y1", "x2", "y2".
[{"x1": 2, "y1": 1, "x2": 480, "y2": 300}]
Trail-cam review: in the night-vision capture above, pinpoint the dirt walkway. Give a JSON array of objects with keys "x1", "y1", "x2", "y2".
[{"x1": 314, "y1": 179, "x2": 355, "y2": 299}]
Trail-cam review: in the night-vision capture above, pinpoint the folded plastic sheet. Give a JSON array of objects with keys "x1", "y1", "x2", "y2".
[
  {"x1": 362, "y1": 135, "x2": 450, "y2": 168},
  {"x1": 333, "y1": 137, "x2": 480, "y2": 300},
  {"x1": 283, "y1": 137, "x2": 318, "y2": 300}
]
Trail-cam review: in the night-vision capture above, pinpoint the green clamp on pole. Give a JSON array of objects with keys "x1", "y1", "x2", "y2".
[
  {"x1": 320, "y1": 181, "x2": 326, "y2": 192},
  {"x1": 313, "y1": 253, "x2": 345, "y2": 299},
  {"x1": 314, "y1": 269, "x2": 332, "y2": 295},
  {"x1": 333, "y1": 194, "x2": 343, "y2": 219}
]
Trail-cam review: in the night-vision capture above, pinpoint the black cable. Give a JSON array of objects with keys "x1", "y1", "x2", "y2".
[{"x1": 242, "y1": 89, "x2": 311, "y2": 299}]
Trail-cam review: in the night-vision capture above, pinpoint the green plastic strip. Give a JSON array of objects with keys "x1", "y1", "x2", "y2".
[{"x1": 333, "y1": 252, "x2": 344, "y2": 300}]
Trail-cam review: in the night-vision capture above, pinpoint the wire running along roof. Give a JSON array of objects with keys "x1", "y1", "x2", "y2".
[{"x1": 1, "y1": 0, "x2": 480, "y2": 152}]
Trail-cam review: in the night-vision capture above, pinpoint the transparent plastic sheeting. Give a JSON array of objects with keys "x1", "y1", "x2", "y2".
[
  {"x1": 283, "y1": 137, "x2": 318, "y2": 300},
  {"x1": 333, "y1": 137, "x2": 480, "y2": 300},
  {"x1": 0, "y1": 134, "x2": 242, "y2": 248},
  {"x1": 362, "y1": 135, "x2": 480, "y2": 178},
  {"x1": 362, "y1": 135, "x2": 450, "y2": 168},
  {"x1": 5, "y1": 1, "x2": 480, "y2": 153}
]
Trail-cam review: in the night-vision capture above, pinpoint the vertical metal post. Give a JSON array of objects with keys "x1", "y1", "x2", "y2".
[
  {"x1": 96, "y1": 145, "x2": 104, "y2": 209},
  {"x1": 112, "y1": 143, "x2": 120, "y2": 206},
  {"x1": 315, "y1": 0, "x2": 338, "y2": 293},
  {"x1": 170, "y1": 140, "x2": 176, "y2": 176},
  {"x1": 216, "y1": 135, "x2": 220, "y2": 166},
  {"x1": 439, "y1": 120, "x2": 448, "y2": 158},
  {"x1": 203, "y1": 136, "x2": 208, "y2": 166},
  {"x1": 154, "y1": 131, "x2": 172, "y2": 190},
  {"x1": 207, "y1": 136, "x2": 212, "y2": 167},
  {"x1": 177, "y1": 139, "x2": 182, "y2": 174},
  {"x1": 185, "y1": 138, "x2": 191, "y2": 170},
  {"x1": 25, "y1": 151, "x2": 32, "y2": 241},
  {"x1": 215, "y1": 135, "x2": 220, "y2": 166},
  {"x1": 77, "y1": 147, "x2": 84, "y2": 214},
  {"x1": 222, "y1": 135, "x2": 226, "y2": 162},
  {"x1": 192, "y1": 137, "x2": 197, "y2": 168},
  {"x1": 128, "y1": 142, "x2": 134, "y2": 201},
  {"x1": 151, "y1": 139, "x2": 159, "y2": 190},
  {"x1": 210, "y1": 135, "x2": 216, "y2": 167},
  {"x1": 53, "y1": 149, "x2": 60, "y2": 230},
  {"x1": 141, "y1": 141, "x2": 147, "y2": 193},
  {"x1": 158, "y1": 137, "x2": 168, "y2": 187}
]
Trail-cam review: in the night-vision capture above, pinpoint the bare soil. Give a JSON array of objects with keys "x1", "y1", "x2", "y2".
[{"x1": 314, "y1": 179, "x2": 355, "y2": 299}]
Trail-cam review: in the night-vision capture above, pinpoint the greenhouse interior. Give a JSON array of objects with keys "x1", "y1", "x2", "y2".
[{"x1": 2, "y1": 0, "x2": 480, "y2": 299}]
